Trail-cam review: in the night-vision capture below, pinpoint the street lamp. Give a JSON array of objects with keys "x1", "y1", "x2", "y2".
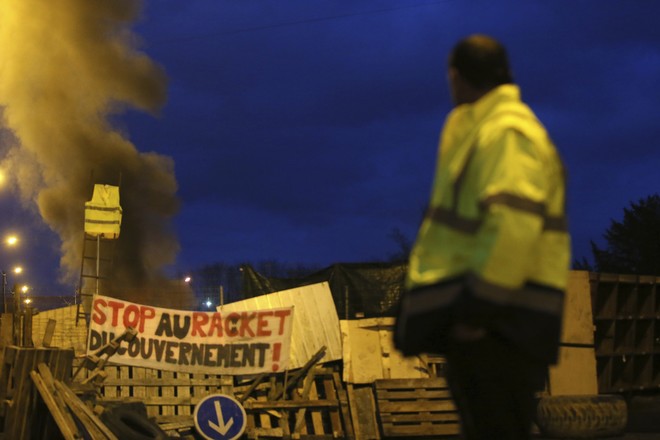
[
  {"x1": 2, "y1": 234, "x2": 20, "y2": 313},
  {"x1": 18, "y1": 285, "x2": 29, "y2": 312},
  {"x1": 5, "y1": 235, "x2": 18, "y2": 247}
]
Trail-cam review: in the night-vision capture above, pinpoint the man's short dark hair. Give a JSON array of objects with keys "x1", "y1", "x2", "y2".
[{"x1": 449, "y1": 34, "x2": 513, "y2": 89}]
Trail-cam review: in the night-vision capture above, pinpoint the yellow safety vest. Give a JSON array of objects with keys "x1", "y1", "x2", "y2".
[
  {"x1": 398, "y1": 85, "x2": 571, "y2": 361},
  {"x1": 84, "y1": 184, "x2": 122, "y2": 239}
]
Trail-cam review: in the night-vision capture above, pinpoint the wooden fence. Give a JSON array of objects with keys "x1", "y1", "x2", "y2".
[
  {"x1": 73, "y1": 360, "x2": 354, "y2": 439},
  {"x1": 374, "y1": 377, "x2": 460, "y2": 438}
]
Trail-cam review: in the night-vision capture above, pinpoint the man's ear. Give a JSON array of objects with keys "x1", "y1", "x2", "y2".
[
  {"x1": 447, "y1": 67, "x2": 464, "y2": 105},
  {"x1": 447, "y1": 67, "x2": 459, "y2": 83}
]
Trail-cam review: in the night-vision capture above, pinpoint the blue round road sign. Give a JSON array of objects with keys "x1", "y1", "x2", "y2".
[{"x1": 194, "y1": 394, "x2": 247, "y2": 440}]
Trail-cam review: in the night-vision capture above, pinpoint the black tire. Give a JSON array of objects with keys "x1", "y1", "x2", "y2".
[
  {"x1": 100, "y1": 402, "x2": 169, "y2": 440},
  {"x1": 535, "y1": 394, "x2": 627, "y2": 438}
]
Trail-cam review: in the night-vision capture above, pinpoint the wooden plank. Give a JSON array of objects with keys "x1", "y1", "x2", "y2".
[
  {"x1": 102, "y1": 365, "x2": 118, "y2": 400},
  {"x1": 244, "y1": 399, "x2": 339, "y2": 410},
  {"x1": 375, "y1": 377, "x2": 448, "y2": 389},
  {"x1": 377, "y1": 400, "x2": 456, "y2": 413},
  {"x1": 245, "y1": 407, "x2": 258, "y2": 434},
  {"x1": 257, "y1": 393, "x2": 274, "y2": 429},
  {"x1": 154, "y1": 414, "x2": 194, "y2": 424},
  {"x1": 308, "y1": 376, "x2": 325, "y2": 434},
  {"x1": 323, "y1": 373, "x2": 342, "y2": 435},
  {"x1": 0, "y1": 314, "x2": 14, "y2": 346},
  {"x1": 334, "y1": 374, "x2": 354, "y2": 439},
  {"x1": 144, "y1": 364, "x2": 161, "y2": 418},
  {"x1": 549, "y1": 270, "x2": 599, "y2": 396},
  {"x1": 293, "y1": 369, "x2": 317, "y2": 434},
  {"x1": 8, "y1": 348, "x2": 35, "y2": 439},
  {"x1": 250, "y1": 426, "x2": 284, "y2": 438},
  {"x1": 177, "y1": 371, "x2": 192, "y2": 416},
  {"x1": 376, "y1": 389, "x2": 453, "y2": 400},
  {"x1": 219, "y1": 282, "x2": 342, "y2": 369},
  {"x1": 379, "y1": 327, "x2": 391, "y2": 379},
  {"x1": 221, "y1": 375, "x2": 234, "y2": 395},
  {"x1": 120, "y1": 365, "x2": 132, "y2": 399},
  {"x1": 374, "y1": 377, "x2": 460, "y2": 438},
  {"x1": 109, "y1": 395, "x2": 195, "y2": 406},
  {"x1": 55, "y1": 380, "x2": 118, "y2": 440},
  {"x1": 381, "y1": 423, "x2": 461, "y2": 437},
  {"x1": 192, "y1": 372, "x2": 208, "y2": 410},
  {"x1": 379, "y1": 412, "x2": 459, "y2": 423},
  {"x1": 237, "y1": 373, "x2": 266, "y2": 403},
  {"x1": 161, "y1": 369, "x2": 175, "y2": 416},
  {"x1": 30, "y1": 370, "x2": 78, "y2": 440},
  {"x1": 158, "y1": 419, "x2": 195, "y2": 431},
  {"x1": 132, "y1": 366, "x2": 146, "y2": 402},
  {"x1": 347, "y1": 384, "x2": 379, "y2": 440},
  {"x1": 42, "y1": 319, "x2": 57, "y2": 347}
]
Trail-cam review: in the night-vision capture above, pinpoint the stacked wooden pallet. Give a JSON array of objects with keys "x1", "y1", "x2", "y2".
[
  {"x1": 374, "y1": 377, "x2": 460, "y2": 438},
  {"x1": 74, "y1": 350, "x2": 354, "y2": 439},
  {"x1": 238, "y1": 366, "x2": 352, "y2": 439},
  {"x1": 0, "y1": 347, "x2": 74, "y2": 439}
]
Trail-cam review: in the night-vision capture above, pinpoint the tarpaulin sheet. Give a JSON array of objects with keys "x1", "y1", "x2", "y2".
[{"x1": 241, "y1": 262, "x2": 407, "y2": 319}]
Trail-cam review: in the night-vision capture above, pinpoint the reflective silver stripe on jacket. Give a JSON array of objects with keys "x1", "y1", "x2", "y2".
[
  {"x1": 466, "y1": 275, "x2": 564, "y2": 315},
  {"x1": 427, "y1": 192, "x2": 568, "y2": 233},
  {"x1": 85, "y1": 219, "x2": 121, "y2": 226},
  {"x1": 402, "y1": 274, "x2": 563, "y2": 318}
]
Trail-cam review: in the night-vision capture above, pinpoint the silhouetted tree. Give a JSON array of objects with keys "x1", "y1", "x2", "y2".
[
  {"x1": 591, "y1": 194, "x2": 660, "y2": 275},
  {"x1": 387, "y1": 227, "x2": 413, "y2": 262},
  {"x1": 572, "y1": 256, "x2": 593, "y2": 271},
  {"x1": 187, "y1": 260, "x2": 323, "y2": 308}
]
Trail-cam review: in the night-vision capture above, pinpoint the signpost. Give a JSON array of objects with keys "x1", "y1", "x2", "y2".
[{"x1": 194, "y1": 394, "x2": 247, "y2": 440}]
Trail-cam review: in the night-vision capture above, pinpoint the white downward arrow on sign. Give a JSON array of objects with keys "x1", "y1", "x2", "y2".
[{"x1": 209, "y1": 400, "x2": 234, "y2": 435}]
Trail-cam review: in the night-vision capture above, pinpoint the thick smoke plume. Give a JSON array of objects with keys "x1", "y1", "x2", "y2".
[{"x1": 0, "y1": 0, "x2": 192, "y2": 307}]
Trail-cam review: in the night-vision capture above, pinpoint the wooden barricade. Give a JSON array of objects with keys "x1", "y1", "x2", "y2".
[
  {"x1": 238, "y1": 366, "x2": 352, "y2": 439},
  {"x1": 0, "y1": 346, "x2": 74, "y2": 439},
  {"x1": 75, "y1": 361, "x2": 228, "y2": 418},
  {"x1": 374, "y1": 377, "x2": 460, "y2": 438},
  {"x1": 74, "y1": 362, "x2": 353, "y2": 438}
]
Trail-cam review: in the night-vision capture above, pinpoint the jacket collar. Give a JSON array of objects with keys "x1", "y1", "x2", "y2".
[{"x1": 455, "y1": 84, "x2": 521, "y2": 126}]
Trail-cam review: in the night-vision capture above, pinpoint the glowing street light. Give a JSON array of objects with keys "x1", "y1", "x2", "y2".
[
  {"x1": 2, "y1": 235, "x2": 21, "y2": 313},
  {"x1": 20, "y1": 285, "x2": 29, "y2": 294},
  {"x1": 13, "y1": 266, "x2": 22, "y2": 275},
  {"x1": 184, "y1": 276, "x2": 192, "y2": 283},
  {"x1": 24, "y1": 298, "x2": 32, "y2": 305}
]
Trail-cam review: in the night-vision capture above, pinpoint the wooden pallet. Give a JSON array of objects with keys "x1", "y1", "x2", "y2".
[
  {"x1": 75, "y1": 362, "x2": 230, "y2": 418},
  {"x1": 238, "y1": 366, "x2": 353, "y2": 439},
  {"x1": 374, "y1": 377, "x2": 460, "y2": 438},
  {"x1": 0, "y1": 347, "x2": 74, "y2": 439},
  {"x1": 73, "y1": 361, "x2": 353, "y2": 439}
]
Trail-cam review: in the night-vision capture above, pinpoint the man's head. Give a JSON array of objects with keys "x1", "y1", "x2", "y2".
[{"x1": 447, "y1": 34, "x2": 513, "y2": 106}]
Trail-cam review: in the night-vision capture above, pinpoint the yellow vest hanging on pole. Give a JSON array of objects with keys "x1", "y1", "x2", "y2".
[{"x1": 84, "y1": 184, "x2": 122, "y2": 239}]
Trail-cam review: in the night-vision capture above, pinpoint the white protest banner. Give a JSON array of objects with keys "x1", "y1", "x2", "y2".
[{"x1": 87, "y1": 294, "x2": 294, "y2": 375}]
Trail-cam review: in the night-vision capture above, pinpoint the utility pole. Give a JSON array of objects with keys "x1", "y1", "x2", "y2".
[{"x1": 1, "y1": 271, "x2": 6, "y2": 314}]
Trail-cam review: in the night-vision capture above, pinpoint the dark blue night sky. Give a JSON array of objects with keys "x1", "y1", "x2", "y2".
[{"x1": 2, "y1": 0, "x2": 660, "y2": 294}]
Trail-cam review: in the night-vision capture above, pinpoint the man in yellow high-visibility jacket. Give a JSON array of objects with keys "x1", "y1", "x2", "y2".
[{"x1": 395, "y1": 35, "x2": 571, "y2": 439}]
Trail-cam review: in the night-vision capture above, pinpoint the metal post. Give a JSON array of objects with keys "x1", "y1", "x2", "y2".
[
  {"x1": 219, "y1": 285, "x2": 224, "y2": 307},
  {"x1": 96, "y1": 235, "x2": 100, "y2": 294},
  {"x1": 23, "y1": 306, "x2": 33, "y2": 347},
  {"x1": 12, "y1": 285, "x2": 20, "y2": 345},
  {"x1": 1, "y1": 271, "x2": 6, "y2": 314}
]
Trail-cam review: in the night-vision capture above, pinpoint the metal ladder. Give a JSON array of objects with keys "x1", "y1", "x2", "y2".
[{"x1": 75, "y1": 234, "x2": 116, "y2": 325}]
